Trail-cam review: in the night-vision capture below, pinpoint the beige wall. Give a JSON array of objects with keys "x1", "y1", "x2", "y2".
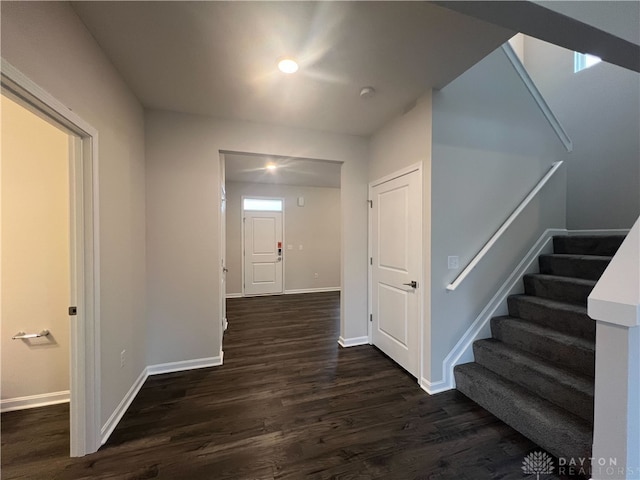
[
  {"x1": 1, "y1": 95, "x2": 70, "y2": 403},
  {"x1": 369, "y1": 93, "x2": 433, "y2": 381},
  {"x1": 145, "y1": 109, "x2": 368, "y2": 365},
  {"x1": 225, "y1": 182, "x2": 341, "y2": 294},
  {"x1": 1, "y1": 1, "x2": 147, "y2": 426}
]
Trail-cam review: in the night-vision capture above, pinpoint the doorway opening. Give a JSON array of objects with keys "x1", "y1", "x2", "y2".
[
  {"x1": 1, "y1": 60, "x2": 100, "y2": 457},
  {"x1": 220, "y1": 151, "x2": 342, "y2": 333}
]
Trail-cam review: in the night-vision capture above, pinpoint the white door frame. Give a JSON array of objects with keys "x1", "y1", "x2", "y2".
[
  {"x1": 1, "y1": 59, "x2": 101, "y2": 456},
  {"x1": 219, "y1": 154, "x2": 228, "y2": 332},
  {"x1": 241, "y1": 195, "x2": 285, "y2": 296},
  {"x1": 368, "y1": 163, "x2": 424, "y2": 382}
]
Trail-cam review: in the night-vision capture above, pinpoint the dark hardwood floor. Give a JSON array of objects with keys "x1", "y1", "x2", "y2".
[{"x1": 2, "y1": 292, "x2": 576, "y2": 479}]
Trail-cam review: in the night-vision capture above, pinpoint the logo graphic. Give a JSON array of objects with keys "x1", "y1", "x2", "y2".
[{"x1": 522, "y1": 451, "x2": 555, "y2": 479}]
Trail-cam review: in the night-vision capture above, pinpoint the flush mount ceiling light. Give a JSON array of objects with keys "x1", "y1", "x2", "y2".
[
  {"x1": 278, "y1": 58, "x2": 299, "y2": 74},
  {"x1": 266, "y1": 163, "x2": 278, "y2": 171}
]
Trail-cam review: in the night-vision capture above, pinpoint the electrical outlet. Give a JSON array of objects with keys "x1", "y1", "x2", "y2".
[
  {"x1": 448, "y1": 256, "x2": 459, "y2": 270},
  {"x1": 287, "y1": 244, "x2": 293, "y2": 250},
  {"x1": 120, "y1": 349, "x2": 126, "y2": 368},
  {"x1": 298, "y1": 244, "x2": 303, "y2": 250},
  {"x1": 314, "y1": 272, "x2": 319, "y2": 279}
]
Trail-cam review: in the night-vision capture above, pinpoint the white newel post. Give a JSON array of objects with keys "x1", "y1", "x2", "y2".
[{"x1": 588, "y1": 218, "x2": 640, "y2": 480}]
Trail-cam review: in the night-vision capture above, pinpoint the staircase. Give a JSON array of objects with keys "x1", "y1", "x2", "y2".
[{"x1": 454, "y1": 235, "x2": 626, "y2": 461}]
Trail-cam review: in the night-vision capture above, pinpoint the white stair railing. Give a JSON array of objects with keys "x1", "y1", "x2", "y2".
[
  {"x1": 501, "y1": 42, "x2": 573, "y2": 153},
  {"x1": 588, "y1": 216, "x2": 640, "y2": 479},
  {"x1": 447, "y1": 161, "x2": 564, "y2": 291}
]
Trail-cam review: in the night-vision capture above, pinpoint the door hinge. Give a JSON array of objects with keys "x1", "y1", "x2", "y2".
[
  {"x1": 368, "y1": 200, "x2": 372, "y2": 208},
  {"x1": 369, "y1": 313, "x2": 373, "y2": 322},
  {"x1": 370, "y1": 257, "x2": 373, "y2": 265},
  {"x1": 69, "y1": 306, "x2": 77, "y2": 316}
]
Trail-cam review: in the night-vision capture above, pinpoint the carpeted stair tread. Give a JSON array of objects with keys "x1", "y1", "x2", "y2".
[
  {"x1": 454, "y1": 234, "x2": 623, "y2": 460},
  {"x1": 523, "y1": 273, "x2": 595, "y2": 306},
  {"x1": 507, "y1": 294, "x2": 595, "y2": 340},
  {"x1": 539, "y1": 254, "x2": 612, "y2": 280},
  {"x1": 454, "y1": 362, "x2": 592, "y2": 460},
  {"x1": 473, "y1": 339, "x2": 593, "y2": 423},
  {"x1": 491, "y1": 316, "x2": 594, "y2": 377},
  {"x1": 553, "y1": 235, "x2": 626, "y2": 256}
]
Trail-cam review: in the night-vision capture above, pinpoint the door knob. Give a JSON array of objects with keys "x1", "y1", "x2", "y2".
[
  {"x1": 222, "y1": 267, "x2": 229, "y2": 273},
  {"x1": 403, "y1": 281, "x2": 418, "y2": 288}
]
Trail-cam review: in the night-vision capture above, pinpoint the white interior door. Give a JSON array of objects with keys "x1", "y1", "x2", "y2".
[
  {"x1": 243, "y1": 206, "x2": 283, "y2": 296},
  {"x1": 370, "y1": 168, "x2": 421, "y2": 377}
]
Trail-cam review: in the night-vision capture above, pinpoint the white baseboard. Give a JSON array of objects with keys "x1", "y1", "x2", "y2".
[
  {"x1": 147, "y1": 354, "x2": 224, "y2": 376},
  {"x1": 1, "y1": 390, "x2": 70, "y2": 413},
  {"x1": 285, "y1": 287, "x2": 341, "y2": 295},
  {"x1": 101, "y1": 352, "x2": 224, "y2": 446},
  {"x1": 568, "y1": 229, "x2": 630, "y2": 236},
  {"x1": 101, "y1": 369, "x2": 147, "y2": 445},
  {"x1": 433, "y1": 228, "x2": 567, "y2": 393},
  {"x1": 338, "y1": 336, "x2": 369, "y2": 348},
  {"x1": 227, "y1": 288, "x2": 340, "y2": 298},
  {"x1": 420, "y1": 378, "x2": 450, "y2": 395}
]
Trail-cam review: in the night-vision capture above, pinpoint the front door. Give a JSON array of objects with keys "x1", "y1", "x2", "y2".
[
  {"x1": 243, "y1": 199, "x2": 284, "y2": 296},
  {"x1": 370, "y1": 168, "x2": 421, "y2": 377}
]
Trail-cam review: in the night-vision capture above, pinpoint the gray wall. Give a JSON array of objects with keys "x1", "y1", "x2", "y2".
[
  {"x1": 225, "y1": 182, "x2": 341, "y2": 294},
  {"x1": 523, "y1": 36, "x2": 640, "y2": 230},
  {"x1": 1, "y1": 1, "x2": 147, "y2": 426},
  {"x1": 369, "y1": 93, "x2": 433, "y2": 380},
  {"x1": 145, "y1": 109, "x2": 368, "y2": 366},
  {"x1": 532, "y1": 1, "x2": 639, "y2": 46},
  {"x1": 430, "y1": 47, "x2": 568, "y2": 383}
]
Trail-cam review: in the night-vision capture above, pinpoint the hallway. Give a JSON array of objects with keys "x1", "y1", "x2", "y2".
[{"x1": 2, "y1": 292, "x2": 567, "y2": 479}]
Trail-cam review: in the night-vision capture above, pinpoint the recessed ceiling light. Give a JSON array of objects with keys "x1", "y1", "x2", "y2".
[
  {"x1": 278, "y1": 58, "x2": 299, "y2": 74},
  {"x1": 266, "y1": 163, "x2": 277, "y2": 171}
]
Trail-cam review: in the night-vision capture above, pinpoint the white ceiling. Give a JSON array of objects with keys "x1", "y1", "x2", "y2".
[
  {"x1": 224, "y1": 153, "x2": 341, "y2": 188},
  {"x1": 71, "y1": 1, "x2": 513, "y2": 137}
]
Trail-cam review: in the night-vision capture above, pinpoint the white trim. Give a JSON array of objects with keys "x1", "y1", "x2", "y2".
[
  {"x1": 369, "y1": 163, "x2": 421, "y2": 189},
  {"x1": 284, "y1": 287, "x2": 341, "y2": 295},
  {"x1": 431, "y1": 228, "x2": 566, "y2": 393},
  {"x1": 501, "y1": 43, "x2": 573, "y2": 152},
  {"x1": 227, "y1": 288, "x2": 340, "y2": 298},
  {"x1": 1, "y1": 58, "x2": 101, "y2": 457},
  {"x1": 420, "y1": 378, "x2": 450, "y2": 396},
  {"x1": 447, "y1": 161, "x2": 564, "y2": 291},
  {"x1": 100, "y1": 353, "x2": 224, "y2": 445},
  {"x1": 146, "y1": 354, "x2": 224, "y2": 376},
  {"x1": 100, "y1": 369, "x2": 147, "y2": 445},
  {"x1": 568, "y1": 229, "x2": 630, "y2": 236},
  {"x1": 338, "y1": 336, "x2": 370, "y2": 348},
  {"x1": 1, "y1": 391, "x2": 70, "y2": 413}
]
